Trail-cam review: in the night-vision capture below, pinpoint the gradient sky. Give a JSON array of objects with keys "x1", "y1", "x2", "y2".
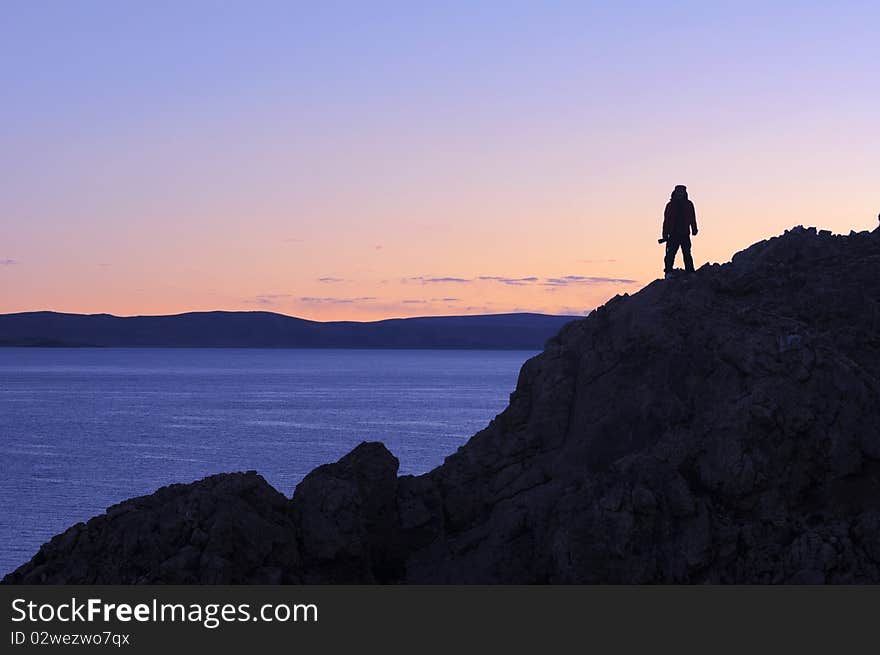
[{"x1": 2, "y1": 1, "x2": 878, "y2": 320}]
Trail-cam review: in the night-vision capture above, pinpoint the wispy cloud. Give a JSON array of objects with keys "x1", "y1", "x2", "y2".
[
  {"x1": 248, "y1": 293, "x2": 293, "y2": 306},
  {"x1": 318, "y1": 277, "x2": 345, "y2": 283},
  {"x1": 405, "y1": 276, "x2": 472, "y2": 284},
  {"x1": 400, "y1": 273, "x2": 637, "y2": 288},
  {"x1": 462, "y1": 303, "x2": 498, "y2": 313},
  {"x1": 401, "y1": 299, "x2": 427, "y2": 304},
  {"x1": 299, "y1": 296, "x2": 377, "y2": 304},
  {"x1": 474, "y1": 274, "x2": 637, "y2": 287},
  {"x1": 431, "y1": 297, "x2": 461, "y2": 302},
  {"x1": 1, "y1": 259, "x2": 18, "y2": 266},
  {"x1": 478, "y1": 276, "x2": 540, "y2": 286},
  {"x1": 543, "y1": 275, "x2": 637, "y2": 286}
]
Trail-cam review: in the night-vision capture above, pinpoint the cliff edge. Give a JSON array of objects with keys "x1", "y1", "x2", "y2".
[{"x1": 6, "y1": 226, "x2": 880, "y2": 584}]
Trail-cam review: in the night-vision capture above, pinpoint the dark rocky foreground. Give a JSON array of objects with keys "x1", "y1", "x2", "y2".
[{"x1": 5, "y1": 226, "x2": 880, "y2": 584}]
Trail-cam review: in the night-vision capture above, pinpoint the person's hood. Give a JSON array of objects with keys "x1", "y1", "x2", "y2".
[{"x1": 670, "y1": 185, "x2": 689, "y2": 201}]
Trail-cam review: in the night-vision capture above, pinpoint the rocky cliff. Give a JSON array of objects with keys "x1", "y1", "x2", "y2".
[{"x1": 5, "y1": 226, "x2": 880, "y2": 584}]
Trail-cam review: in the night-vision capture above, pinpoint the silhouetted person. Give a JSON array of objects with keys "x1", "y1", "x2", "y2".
[{"x1": 662, "y1": 184, "x2": 698, "y2": 276}]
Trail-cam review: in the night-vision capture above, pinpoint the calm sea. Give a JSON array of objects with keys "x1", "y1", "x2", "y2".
[{"x1": 0, "y1": 347, "x2": 533, "y2": 576}]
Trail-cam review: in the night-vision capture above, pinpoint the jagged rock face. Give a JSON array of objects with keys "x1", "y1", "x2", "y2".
[
  {"x1": 407, "y1": 226, "x2": 880, "y2": 583},
  {"x1": 5, "y1": 226, "x2": 880, "y2": 584}
]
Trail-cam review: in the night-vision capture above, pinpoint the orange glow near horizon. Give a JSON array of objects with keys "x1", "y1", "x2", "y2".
[{"x1": 4, "y1": 200, "x2": 877, "y2": 322}]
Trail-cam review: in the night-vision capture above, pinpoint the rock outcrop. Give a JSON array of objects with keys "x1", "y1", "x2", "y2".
[
  {"x1": 5, "y1": 472, "x2": 302, "y2": 584},
  {"x1": 5, "y1": 226, "x2": 880, "y2": 584}
]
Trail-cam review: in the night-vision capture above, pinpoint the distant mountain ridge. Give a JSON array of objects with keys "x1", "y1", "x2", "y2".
[{"x1": 0, "y1": 311, "x2": 579, "y2": 350}]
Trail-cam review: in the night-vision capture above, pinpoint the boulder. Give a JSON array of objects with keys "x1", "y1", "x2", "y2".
[{"x1": 292, "y1": 442, "x2": 404, "y2": 583}]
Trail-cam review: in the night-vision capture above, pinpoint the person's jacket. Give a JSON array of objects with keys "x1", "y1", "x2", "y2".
[{"x1": 663, "y1": 198, "x2": 698, "y2": 239}]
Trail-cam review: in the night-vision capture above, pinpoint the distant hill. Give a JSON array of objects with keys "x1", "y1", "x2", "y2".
[{"x1": 0, "y1": 311, "x2": 580, "y2": 350}]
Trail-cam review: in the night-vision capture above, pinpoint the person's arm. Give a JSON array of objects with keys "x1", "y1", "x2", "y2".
[
  {"x1": 689, "y1": 201, "x2": 698, "y2": 235},
  {"x1": 663, "y1": 203, "x2": 672, "y2": 239}
]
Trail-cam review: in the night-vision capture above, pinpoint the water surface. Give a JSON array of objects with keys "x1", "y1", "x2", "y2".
[{"x1": 0, "y1": 348, "x2": 532, "y2": 575}]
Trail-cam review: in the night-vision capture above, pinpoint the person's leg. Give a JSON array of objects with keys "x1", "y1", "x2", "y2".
[
  {"x1": 664, "y1": 238, "x2": 680, "y2": 273},
  {"x1": 681, "y1": 236, "x2": 694, "y2": 272}
]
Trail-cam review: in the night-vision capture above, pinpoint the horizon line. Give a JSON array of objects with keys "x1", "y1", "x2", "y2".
[{"x1": 0, "y1": 308, "x2": 587, "y2": 325}]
